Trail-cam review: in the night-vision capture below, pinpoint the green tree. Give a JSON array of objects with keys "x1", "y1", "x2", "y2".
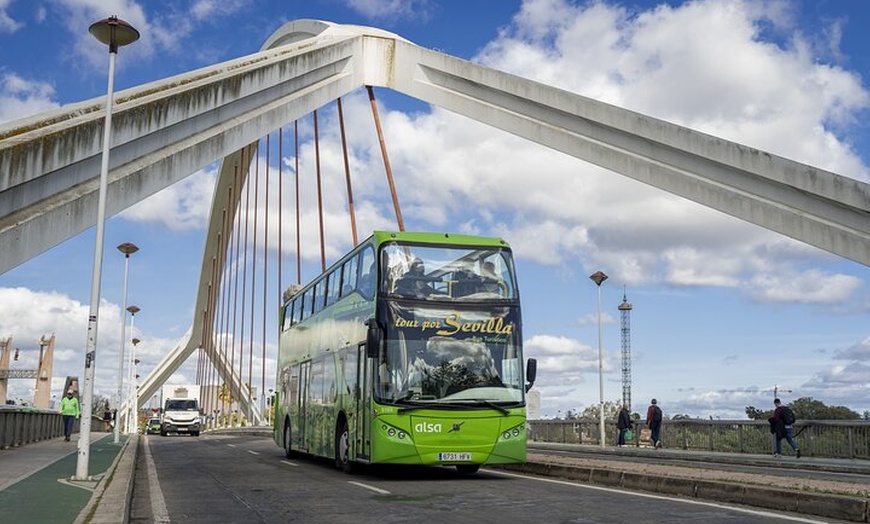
[
  {"x1": 578, "y1": 399, "x2": 625, "y2": 420},
  {"x1": 745, "y1": 397, "x2": 860, "y2": 420}
]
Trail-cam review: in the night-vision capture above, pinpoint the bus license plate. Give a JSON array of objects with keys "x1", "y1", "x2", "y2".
[{"x1": 438, "y1": 452, "x2": 471, "y2": 461}]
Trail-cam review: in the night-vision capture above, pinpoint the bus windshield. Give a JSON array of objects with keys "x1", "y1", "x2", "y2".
[
  {"x1": 381, "y1": 243, "x2": 516, "y2": 301},
  {"x1": 377, "y1": 302, "x2": 523, "y2": 406}
]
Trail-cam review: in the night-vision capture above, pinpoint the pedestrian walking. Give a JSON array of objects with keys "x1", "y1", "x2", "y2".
[
  {"x1": 616, "y1": 404, "x2": 632, "y2": 446},
  {"x1": 60, "y1": 390, "x2": 80, "y2": 441},
  {"x1": 770, "y1": 398, "x2": 800, "y2": 458},
  {"x1": 646, "y1": 398, "x2": 663, "y2": 448}
]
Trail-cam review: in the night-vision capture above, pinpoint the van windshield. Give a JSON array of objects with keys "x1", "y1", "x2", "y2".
[{"x1": 165, "y1": 400, "x2": 198, "y2": 411}]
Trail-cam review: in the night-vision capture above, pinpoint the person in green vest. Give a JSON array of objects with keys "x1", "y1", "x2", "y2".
[{"x1": 59, "y1": 390, "x2": 80, "y2": 442}]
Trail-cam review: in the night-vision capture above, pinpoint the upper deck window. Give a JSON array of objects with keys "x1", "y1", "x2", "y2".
[{"x1": 381, "y1": 242, "x2": 516, "y2": 301}]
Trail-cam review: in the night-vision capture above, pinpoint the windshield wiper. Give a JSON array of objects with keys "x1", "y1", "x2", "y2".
[
  {"x1": 458, "y1": 399, "x2": 510, "y2": 415},
  {"x1": 393, "y1": 397, "x2": 516, "y2": 415}
]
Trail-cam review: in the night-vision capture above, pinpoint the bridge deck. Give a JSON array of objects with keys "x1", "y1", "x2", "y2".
[{"x1": 0, "y1": 428, "x2": 867, "y2": 523}]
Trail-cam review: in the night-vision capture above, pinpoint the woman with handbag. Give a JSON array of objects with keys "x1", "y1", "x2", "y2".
[{"x1": 616, "y1": 404, "x2": 632, "y2": 446}]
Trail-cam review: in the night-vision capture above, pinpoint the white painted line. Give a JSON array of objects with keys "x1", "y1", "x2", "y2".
[
  {"x1": 281, "y1": 460, "x2": 299, "y2": 467},
  {"x1": 490, "y1": 470, "x2": 830, "y2": 523},
  {"x1": 143, "y1": 436, "x2": 171, "y2": 523},
  {"x1": 348, "y1": 481, "x2": 391, "y2": 495},
  {"x1": 247, "y1": 450, "x2": 259, "y2": 455},
  {"x1": 227, "y1": 444, "x2": 236, "y2": 448}
]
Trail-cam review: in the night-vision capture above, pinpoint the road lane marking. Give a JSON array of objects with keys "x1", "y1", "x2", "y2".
[
  {"x1": 247, "y1": 450, "x2": 259, "y2": 455},
  {"x1": 227, "y1": 444, "x2": 236, "y2": 448},
  {"x1": 348, "y1": 481, "x2": 391, "y2": 495},
  {"x1": 281, "y1": 460, "x2": 299, "y2": 467},
  {"x1": 490, "y1": 470, "x2": 830, "y2": 523},
  {"x1": 143, "y1": 436, "x2": 171, "y2": 523}
]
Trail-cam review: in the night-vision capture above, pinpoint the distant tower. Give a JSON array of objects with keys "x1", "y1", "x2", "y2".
[{"x1": 618, "y1": 288, "x2": 633, "y2": 411}]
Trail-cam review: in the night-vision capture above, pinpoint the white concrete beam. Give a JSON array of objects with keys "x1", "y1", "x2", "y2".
[{"x1": 387, "y1": 40, "x2": 870, "y2": 265}]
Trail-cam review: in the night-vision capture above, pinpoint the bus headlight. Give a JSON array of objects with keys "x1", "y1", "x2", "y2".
[
  {"x1": 381, "y1": 423, "x2": 409, "y2": 442},
  {"x1": 500, "y1": 423, "x2": 525, "y2": 441}
]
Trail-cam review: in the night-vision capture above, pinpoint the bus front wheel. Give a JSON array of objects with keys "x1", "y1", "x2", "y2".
[{"x1": 335, "y1": 418, "x2": 354, "y2": 474}]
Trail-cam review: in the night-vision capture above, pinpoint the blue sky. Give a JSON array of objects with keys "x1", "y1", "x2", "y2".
[{"x1": 0, "y1": 0, "x2": 867, "y2": 419}]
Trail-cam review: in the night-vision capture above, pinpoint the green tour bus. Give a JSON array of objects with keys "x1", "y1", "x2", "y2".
[{"x1": 273, "y1": 231, "x2": 537, "y2": 473}]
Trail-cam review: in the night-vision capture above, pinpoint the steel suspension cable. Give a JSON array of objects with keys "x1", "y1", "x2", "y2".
[
  {"x1": 366, "y1": 86, "x2": 404, "y2": 231},
  {"x1": 216, "y1": 207, "x2": 230, "y2": 425},
  {"x1": 278, "y1": 127, "x2": 283, "y2": 306},
  {"x1": 240, "y1": 145, "x2": 254, "y2": 413},
  {"x1": 337, "y1": 98, "x2": 359, "y2": 247},
  {"x1": 313, "y1": 110, "x2": 326, "y2": 271},
  {"x1": 230, "y1": 165, "x2": 243, "y2": 423},
  {"x1": 261, "y1": 133, "x2": 270, "y2": 414},
  {"x1": 294, "y1": 121, "x2": 301, "y2": 285},
  {"x1": 248, "y1": 139, "x2": 260, "y2": 402},
  {"x1": 206, "y1": 257, "x2": 217, "y2": 424}
]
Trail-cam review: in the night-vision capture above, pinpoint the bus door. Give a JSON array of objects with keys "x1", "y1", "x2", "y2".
[
  {"x1": 355, "y1": 344, "x2": 372, "y2": 459},
  {"x1": 298, "y1": 361, "x2": 310, "y2": 451}
]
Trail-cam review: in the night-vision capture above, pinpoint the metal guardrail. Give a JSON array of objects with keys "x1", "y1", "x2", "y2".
[
  {"x1": 0, "y1": 408, "x2": 113, "y2": 449},
  {"x1": 529, "y1": 419, "x2": 870, "y2": 459}
]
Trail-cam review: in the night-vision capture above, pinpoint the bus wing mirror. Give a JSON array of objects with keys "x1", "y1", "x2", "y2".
[
  {"x1": 365, "y1": 318, "x2": 382, "y2": 359},
  {"x1": 525, "y1": 358, "x2": 537, "y2": 392}
]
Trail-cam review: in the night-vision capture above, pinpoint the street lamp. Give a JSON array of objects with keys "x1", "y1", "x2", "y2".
[
  {"x1": 589, "y1": 270, "x2": 608, "y2": 449},
  {"x1": 125, "y1": 306, "x2": 140, "y2": 434},
  {"x1": 114, "y1": 242, "x2": 138, "y2": 444},
  {"x1": 76, "y1": 15, "x2": 140, "y2": 481}
]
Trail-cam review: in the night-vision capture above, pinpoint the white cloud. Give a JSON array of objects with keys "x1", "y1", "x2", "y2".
[
  {"x1": 120, "y1": 167, "x2": 216, "y2": 231},
  {"x1": 0, "y1": 73, "x2": 60, "y2": 124},
  {"x1": 834, "y1": 337, "x2": 870, "y2": 361},
  {"x1": 0, "y1": 0, "x2": 23, "y2": 33},
  {"x1": 345, "y1": 0, "x2": 433, "y2": 20},
  {"x1": 0, "y1": 287, "x2": 182, "y2": 405},
  {"x1": 746, "y1": 269, "x2": 862, "y2": 304}
]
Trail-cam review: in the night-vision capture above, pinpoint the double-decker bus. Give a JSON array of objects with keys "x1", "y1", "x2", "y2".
[{"x1": 273, "y1": 231, "x2": 537, "y2": 473}]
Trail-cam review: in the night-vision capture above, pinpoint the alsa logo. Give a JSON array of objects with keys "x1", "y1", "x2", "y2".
[{"x1": 414, "y1": 422, "x2": 442, "y2": 433}]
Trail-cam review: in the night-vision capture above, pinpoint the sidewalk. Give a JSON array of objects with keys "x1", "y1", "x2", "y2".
[{"x1": 0, "y1": 432, "x2": 129, "y2": 524}]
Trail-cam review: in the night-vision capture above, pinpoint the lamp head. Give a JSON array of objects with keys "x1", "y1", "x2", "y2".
[
  {"x1": 89, "y1": 16, "x2": 140, "y2": 53},
  {"x1": 117, "y1": 242, "x2": 139, "y2": 256},
  {"x1": 589, "y1": 270, "x2": 609, "y2": 286}
]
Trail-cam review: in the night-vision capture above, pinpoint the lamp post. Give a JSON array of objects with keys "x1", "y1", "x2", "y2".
[
  {"x1": 589, "y1": 270, "x2": 608, "y2": 449},
  {"x1": 75, "y1": 16, "x2": 139, "y2": 481},
  {"x1": 125, "y1": 305, "x2": 140, "y2": 434},
  {"x1": 114, "y1": 242, "x2": 138, "y2": 444}
]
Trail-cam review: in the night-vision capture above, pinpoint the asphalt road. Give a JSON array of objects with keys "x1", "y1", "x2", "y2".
[{"x1": 129, "y1": 433, "x2": 847, "y2": 523}]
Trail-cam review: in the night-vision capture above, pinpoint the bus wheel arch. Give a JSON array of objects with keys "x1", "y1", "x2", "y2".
[{"x1": 334, "y1": 413, "x2": 354, "y2": 474}]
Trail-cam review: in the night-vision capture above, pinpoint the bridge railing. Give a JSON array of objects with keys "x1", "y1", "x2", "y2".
[
  {"x1": 528, "y1": 419, "x2": 870, "y2": 460},
  {"x1": 0, "y1": 408, "x2": 112, "y2": 449}
]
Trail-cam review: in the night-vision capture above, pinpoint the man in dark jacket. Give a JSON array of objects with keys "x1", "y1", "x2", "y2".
[
  {"x1": 771, "y1": 398, "x2": 800, "y2": 458},
  {"x1": 646, "y1": 399, "x2": 663, "y2": 448}
]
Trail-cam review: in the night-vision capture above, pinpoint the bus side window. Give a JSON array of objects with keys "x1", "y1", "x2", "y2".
[
  {"x1": 358, "y1": 246, "x2": 375, "y2": 299},
  {"x1": 282, "y1": 303, "x2": 293, "y2": 331},
  {"x1": 342, "y1": 256, "x2": 359, "y2": 296},
  {"x1": 300, "y1": 289, "x2": 312, "y2": 321},
  {"x1": 313, "y1": 280, "x2": 325, "y2": 315},
  {"x1": 326, "y1": 270, "x2": 341, "y2": 307},
  {"x1": 292, "y1": 296, "x2": 303, "y2": 325}
]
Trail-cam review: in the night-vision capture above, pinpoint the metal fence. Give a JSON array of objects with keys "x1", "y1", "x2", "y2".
[
  {"x1": 0, "y1": 408, "x2": 113, "y2": 449},
  {"x1": 529, "y1": 419, "x2": 870, "y2": 459}
]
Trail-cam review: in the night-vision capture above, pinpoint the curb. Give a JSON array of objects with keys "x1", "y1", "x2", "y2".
[
  {"x1": 74, "y1": 434, "x2": 139, "y2": 524},
  {"x1": 499, "y1": 461, "x2": 869, "y2": 523}
]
